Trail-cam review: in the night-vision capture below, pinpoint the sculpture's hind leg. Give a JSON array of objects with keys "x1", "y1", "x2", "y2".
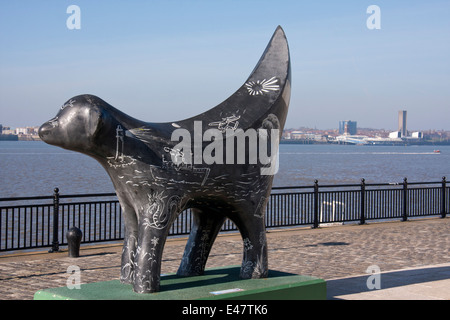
[
  {"x1": 232, "y1": 203, "x2": 269, "y2": 279},
  {"x1": 177, "y1": 208, "x2": 226, "y2": 276}
]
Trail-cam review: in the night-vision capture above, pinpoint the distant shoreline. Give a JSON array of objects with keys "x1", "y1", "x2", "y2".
[
  {"x1": 0, "y1": 134, "x2": 40, "y2": 141},
  {"x1": 1, "y1": 135, "x2": 448, "y2": 146},
  {"x1": 280, "y1": 139, "x2": 450, "y2": 146}
]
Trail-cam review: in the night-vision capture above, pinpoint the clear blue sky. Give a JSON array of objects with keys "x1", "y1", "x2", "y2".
[{"x1": 1, "y1": 0, "x2": 449, "y2": 131}]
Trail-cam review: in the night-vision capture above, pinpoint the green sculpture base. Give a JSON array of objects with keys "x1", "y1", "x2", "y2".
[{"x1": 34, "y1": 266, "x2": 326, "y2": 300}]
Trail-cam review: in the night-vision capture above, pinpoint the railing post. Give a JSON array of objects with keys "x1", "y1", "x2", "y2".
[
  {"x1": 441, "y1": 176, "x2": 447, "y2": 219},
  {"x1": 402, "y1": 178, "x2": 408, "y2": 222},
  {"x1": 49, "y1": 187, "x2": 60, "y2": 253},
  {"x1": 313, "y1": 180, "x2": 319, "y2": 228},
  {"x1": 360, "y1": 178, "x2": 366, "y2": 225}
]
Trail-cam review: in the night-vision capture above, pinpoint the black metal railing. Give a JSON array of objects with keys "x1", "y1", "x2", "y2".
[{"x1": 0, "y1": 177, "x2": 447, "y2": 252}]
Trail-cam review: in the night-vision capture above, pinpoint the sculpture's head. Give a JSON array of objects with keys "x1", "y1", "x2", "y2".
[{"x1": 39, "y1": 95, "x2": 103, "y2": 154}]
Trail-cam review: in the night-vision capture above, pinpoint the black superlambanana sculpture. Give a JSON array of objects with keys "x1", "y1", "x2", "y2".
[{"x1": 39, "y1": 26, "x2": 291, "y2": 293}]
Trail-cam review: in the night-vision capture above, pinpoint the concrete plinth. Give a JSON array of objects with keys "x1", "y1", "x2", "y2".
[{"x1": 34, "y1": 266, "x2": 326, "y2": 300}]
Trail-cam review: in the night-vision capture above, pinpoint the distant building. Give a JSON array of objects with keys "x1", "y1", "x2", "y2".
[
  {"x1": 0, "y1": 124, "x2": 19, "y2": 141},
  {"x1": 290, "y1": 131, "x2": 304, "y2": 139},
  {"x1": 389, "y1": 131, "x2": 401, "y2": 139},
  {"x1": 339, "y1": 120, "x2": 357, "y2": 135},
  {"x1": 1, "y1": 126, "x2": 15, "y2": 135},
  {"x1": 16, "y1": 127, "x2": 29, "y2": 135},
  {"x1": 15, "y1": 127, "x2": 39, "y2": 135},
  {"x1": 391, "y1": 111, "x2": 422, "y2": 140},
  {"x1": 289, "y1": 130, "x2": 325, "y2": 142},
  {"x1": 398, "y1": 110, "x2": 407, "y2": 137}
]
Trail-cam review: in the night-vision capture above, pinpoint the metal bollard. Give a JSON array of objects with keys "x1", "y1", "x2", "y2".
[{"x1": 66, "y1": 227, "x2": 82, "y2": 258}]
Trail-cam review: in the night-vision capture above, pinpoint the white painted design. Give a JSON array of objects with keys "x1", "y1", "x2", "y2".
[
  {"x1": 163, "y1": 147, "x2": 185, "y2": 166},
  {"x1": 143, "y1": 191, "x2": 168, "y2": 230},
  {"x1": 241, "y1": 260, "x2": 254, "y2": 277},
  {"x1": 245, "y1": 77, "x2": 279, "y2": 95},
  {"x1": 147, "y1": 146, "x2": 210, "y2": 186},
  {"x1": 254, "y1": 196, "x2": 267, "y2": 218},
  {"x1": 115, "y1": 125, "x2": 125, "y2": 161},
  {"x1": 150, "y1": 164, "x2": 210, "y2": 186},
  {"x1": 243, "y1": 238, "x2": 253, "y2": 251},
  {"x1": 61, "y1": 99, "x2": 76, "y2": 110},
  {"x1": 48, "y1": 117, "x2": 59, "y2": 128},
  {"x1": 106, "y1": 124, "x2": 138, "y2": 168},
  {"x1": 121, "y1": 234, "x2": 137, "y2": 283},
  {"x1": 208, "y1": 115, "x2": 241, "y2": 132},
  {"x1": 107, "y1": 156, "x2": 137, "y2": 169}
]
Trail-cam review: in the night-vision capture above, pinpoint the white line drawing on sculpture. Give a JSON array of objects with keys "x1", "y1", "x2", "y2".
[
  {"x1": 254, "y1": 196, "x2": 267, "y2": 218},
  {"x1": 163, "y1": 147, "x2": 185, "y2": 166},
  {"x1": 61, "y1": 99, "x2": 76, "y2": 110},
  {"x1": 115, "y1": 125, "x2": 125, "y2": 161},
  {"x1": 147, "y1": 146, "x2": 211, "y2": 186},
  {"x1": 245, "y1": 77, "x2": 279, "y2": 95},
  {"x1": 106, "y1": 124, "x2": 138, "y2": 168},
  {"x1": 48, "y1": 117, "x2": 59, "y2": 128},
  {"x1": 143, "y1": 191, "x2": 168, "y2": 230},
  {"x1": 208, "y1": 115, "x2": 241, "y2": 132}
]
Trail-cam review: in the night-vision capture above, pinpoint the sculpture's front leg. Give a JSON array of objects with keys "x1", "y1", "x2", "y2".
[
  {"x1": 133, "y1": 224, "x2": 168, "y2": 293},
  {"x1": 119, "y1": 202, "x2": 138, "y2": 284},
  {"x1": 133, "y1": 190, "x2": 181, "y2": 293}
]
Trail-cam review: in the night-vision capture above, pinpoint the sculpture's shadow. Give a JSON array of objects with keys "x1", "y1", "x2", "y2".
[
  {"x1": 326, "y1": 265, "x2": 450, "y2": 300},
  {"x1": 160, "y1": 265, "x2": 295, "y2": 292}
]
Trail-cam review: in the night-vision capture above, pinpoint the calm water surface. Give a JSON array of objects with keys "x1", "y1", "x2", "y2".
[
  {"x1": 1, "y1": 141, "x2": 449, "y2": 198},
  {"x1": 275, "y1": 144, "x2": 450, "y2": 186}
]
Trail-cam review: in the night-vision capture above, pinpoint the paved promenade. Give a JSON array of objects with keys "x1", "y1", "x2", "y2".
[{"x1": 0, "y1": 217, "x2": 448, "y2": 300}]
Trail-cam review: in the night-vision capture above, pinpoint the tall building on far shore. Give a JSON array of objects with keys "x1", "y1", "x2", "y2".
[
  {"x1": 339, "y1": 120, "x2": 357, "y2": 135},
  {"x1": 398, "y1": 110, "x2": 407, "y2": 137}
]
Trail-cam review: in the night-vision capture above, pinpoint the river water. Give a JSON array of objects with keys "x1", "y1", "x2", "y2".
[{"x1": 1, "y1": 141, "x2": 449, "y2": 198}]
